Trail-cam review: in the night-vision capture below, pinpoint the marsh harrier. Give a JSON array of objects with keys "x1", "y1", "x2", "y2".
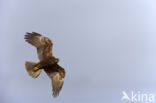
[{"x1": 24, "y1": 32, "x2": 65, "y2": 97}]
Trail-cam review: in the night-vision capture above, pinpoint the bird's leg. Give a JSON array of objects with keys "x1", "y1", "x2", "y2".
[
  {"x1": 33, "y1": 67, "x2": 39, "y2": 71},
  {"x1": 33, "y1": 63, "x2": 42, "y2": 71}
]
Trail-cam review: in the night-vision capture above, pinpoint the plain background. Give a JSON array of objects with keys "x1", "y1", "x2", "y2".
[{"x1": 1, "y1": 0, "x2": 156, "y2": 103}]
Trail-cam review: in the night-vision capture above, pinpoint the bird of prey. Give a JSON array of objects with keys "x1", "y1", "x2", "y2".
[{"x1": 24, "y1": 32, "x2": 65, "y2": 97}]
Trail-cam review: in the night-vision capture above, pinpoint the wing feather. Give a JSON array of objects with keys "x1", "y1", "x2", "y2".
[
  {"x1": 51, "y1": 72, "x2": 64, "y2": 97},
  {"x1": 44, "y1": 64, "x2": 65, "y2": 97},
  {"x1": 24, "y1": 32, "x2": 53, "y2": 61},
  {"x1": 24, "y1": 32, "x2": 45, "y2": 48}
]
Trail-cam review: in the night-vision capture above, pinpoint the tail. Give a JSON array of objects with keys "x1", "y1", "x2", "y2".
[{"x1": 25, "y1": 61, "x2": 42, "y2": 78}]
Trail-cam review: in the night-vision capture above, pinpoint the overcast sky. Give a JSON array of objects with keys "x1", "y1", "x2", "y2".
[{"x1": 1, "y1": 0, "x2": 156, "y2": 103}]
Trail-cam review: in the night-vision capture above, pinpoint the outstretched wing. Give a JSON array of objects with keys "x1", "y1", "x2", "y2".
[
  {"x1": 24, "y1": 32, "x2": 45, "y2": 47},
  {"x1": 24, "y1": 32, "x2": 53, "y2": 61},
  {"x1": 44, "y1": 64, "x2": 65, "y2": 97}
]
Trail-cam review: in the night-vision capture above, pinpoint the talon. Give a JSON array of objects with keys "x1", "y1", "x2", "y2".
[{"x1": 33, "y1": 67, "x2": 39, "y2": 71}]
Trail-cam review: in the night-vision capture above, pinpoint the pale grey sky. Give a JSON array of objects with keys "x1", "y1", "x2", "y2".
[{"x1": 1, "y1": 0, "x2": 156, "y2": 103}]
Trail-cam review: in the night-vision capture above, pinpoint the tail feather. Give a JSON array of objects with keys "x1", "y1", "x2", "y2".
[{"x1": 25, "y1": 61, "x2": 42, "y2": 78}]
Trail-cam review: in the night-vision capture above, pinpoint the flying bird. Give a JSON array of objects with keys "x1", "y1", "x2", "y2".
[{"x1": 24, "y1": 32, "x2": 65, "y2": 97}]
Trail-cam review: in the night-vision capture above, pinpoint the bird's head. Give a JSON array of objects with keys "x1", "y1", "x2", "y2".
[
  {"x1": 54, "y1": 58, "x2": 59, "y2": 63},
  {"x1": 49, "y1": 57, "x2": 59, "y2": 65}
]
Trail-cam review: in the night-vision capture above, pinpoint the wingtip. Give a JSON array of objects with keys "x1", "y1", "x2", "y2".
[
  {"x1": 24, "y1": 32, "x2": 41, "y2": 39},
  {"x1": 24, "y1": 32, "x2": 31, "y2": 37},
  {"x1": 32, "y1": 32, "x2": 41, "y2": 36},
  {"x1": 53, "y1": 93, "x2": 59, "y2": 98}
]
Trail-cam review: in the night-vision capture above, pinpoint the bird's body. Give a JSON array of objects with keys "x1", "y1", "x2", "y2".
[{"x1": 24, "y1": 32, "x2": 65, "y2": 97}]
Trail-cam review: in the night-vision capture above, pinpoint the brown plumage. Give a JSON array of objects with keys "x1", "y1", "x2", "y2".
[{"x1": 24, "y1": 32, "x2": 65, "y2": 97}]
